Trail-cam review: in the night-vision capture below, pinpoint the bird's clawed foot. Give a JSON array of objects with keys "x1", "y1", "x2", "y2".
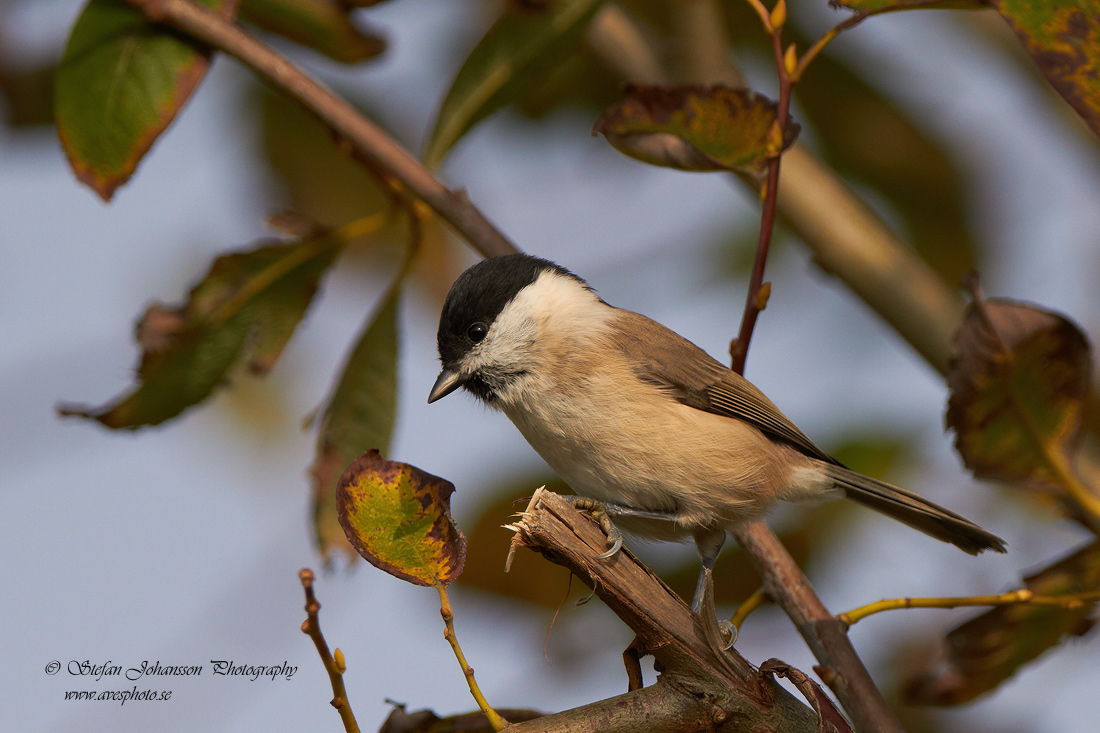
[{"x1": 565, "y1": 497, "x2": 626, "y2": 559}]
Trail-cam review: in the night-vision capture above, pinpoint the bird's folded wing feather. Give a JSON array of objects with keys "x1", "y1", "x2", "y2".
[{"x1": 607, "y1": 309, "x2": 839, "y2": 465}]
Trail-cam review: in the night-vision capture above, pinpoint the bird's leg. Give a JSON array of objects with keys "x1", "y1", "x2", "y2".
[
  {"x1": 690, "y1": 526, "x2": 726, "y2": 612},
  {"x1": 565, "y1": 497, "x2": 679, "y2": 560},
  {"x1": 692, "y1": 527, "x2": 737, "y2": 649}
]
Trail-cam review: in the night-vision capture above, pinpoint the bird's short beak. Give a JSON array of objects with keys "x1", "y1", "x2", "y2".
[{"x1": 428, "y1": 369, "x2": 465, "y2": 404}]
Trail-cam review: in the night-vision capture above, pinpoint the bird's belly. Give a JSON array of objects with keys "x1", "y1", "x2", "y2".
[{"x1": 502, "y1": 386, "x2": 794, "y2": 534}]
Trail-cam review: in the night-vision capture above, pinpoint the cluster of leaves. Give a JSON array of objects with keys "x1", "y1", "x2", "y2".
[{"x1": 45, "y1": 0, "x2": 1100, "y2": 724}]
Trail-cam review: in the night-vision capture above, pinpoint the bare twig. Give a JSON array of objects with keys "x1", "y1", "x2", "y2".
[
  {"x1": 731, "y1": 524, "x2": 901, "y2": 733},
  {"x1": 728, "y1": 587, "x2": 768, "y2": 633},
  {"x1": 725, "y1": 5, "x2": 903, "y2": 730},
  {"x1": 839, "y1": 588, "x2": 1100, "y2": 626},
  {"x1": 299, "y1": 569, "x2": 361, "y2": 733},
  {"x1": 437, "y1": 585, "x2": 509, "y2": 731},
  {"x1": 123, "y1": 0, "x2": 519, "y2": 260}
]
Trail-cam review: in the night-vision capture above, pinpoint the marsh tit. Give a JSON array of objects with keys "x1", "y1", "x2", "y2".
[{"x1": 429, "y1": 254, "x2": 1006, "y2": 608}]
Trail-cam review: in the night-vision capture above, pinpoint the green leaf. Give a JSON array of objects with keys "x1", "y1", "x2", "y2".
[
  {"x1": 59, "y1": 231, "x2": 340, "y2": 428},
  {"x1": 593, "y1": 84, "x2": 800, "y2": 172},
  {"x1": 240, "y1": 0, "x2": 386, "y2": 64},
  {"x1": 904, "y1": 539, "x2": 1100, "y2": 705},
  {"x1": 423, "y1": 0, "x2": 607, "y2": 168},
  {"x1": 55, "y1": 0, "x2": 239, "y2": 200},
  {"x1": 311, "y1": 282, "x2": 400, "y2": 560},
  {"x1": 989, "y1": 0, "x2": 1100, "y2": 137},
  {"x1": 336, "y1": 450, "x2": 466, "y2": 586},
  {"x1": 946, "y1": 290, "x2": 1092, "y2": 490}
]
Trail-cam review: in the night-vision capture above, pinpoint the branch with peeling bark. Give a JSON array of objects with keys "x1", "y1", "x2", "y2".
[{"x1": 502, "y1": 488, "x2": 833, "y2": 733}]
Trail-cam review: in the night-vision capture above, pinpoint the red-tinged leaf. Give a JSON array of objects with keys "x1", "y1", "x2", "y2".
[
  {"x1": 947, "y1": 288, "x2": 1092, "y2": 491},
  {"x1": 990, "y1": 0, "x2": 1100, "y2": 138},
  {"x1": 55, "y1": 0, "x2": 239, "y2": 200},
  {"x1": 58, "y1": 232, "x2": 339, "y2": 428},
  {"x1": 593, "y1": 84, "x2": 800, "y2": 172},
  {"x1": 240, "y1": 0, "x2": 386, "y2": 64},
  {"x1": 903, "y1": 539, "x2": 1100, "y2": 705},
  {"x1": 423, "y1": 0, "x2": 607, "y2": 168},
  {"x1": 311, "y1": 283, "x2": 400, "y2": 560},
  {"x1": 336, "y1": 450, "x2": 466, "y2": 586}
]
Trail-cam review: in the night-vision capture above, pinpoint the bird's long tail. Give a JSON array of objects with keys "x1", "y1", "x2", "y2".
[{"x1": 823, "y1": 464, "x2": 1007, "y2": 555}]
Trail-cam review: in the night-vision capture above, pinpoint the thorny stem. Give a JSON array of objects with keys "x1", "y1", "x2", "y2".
[
  {"x1": 838, "y1": 589, "x2": 1100, "y2": 626},
  {"x1": 122, "y1": 0, "x2": 520, "y2": 261},
  {"x1": 437, "y1": 585, "x2": 510, "y2": 731},
  {"x1": 299, "y1": 569, "x2": 361, "y2": 733}
]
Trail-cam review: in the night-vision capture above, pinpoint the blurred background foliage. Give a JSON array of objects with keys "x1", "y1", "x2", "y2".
[{"x1": 5, "y1": 0, "x2": 1100, "y2": 730}]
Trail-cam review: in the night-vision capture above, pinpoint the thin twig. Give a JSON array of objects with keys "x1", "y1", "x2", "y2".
[
  {"x1": 299, "y1": 569, "x2": 361, "y2": 733},
  {"x1": 727, "y1": 5, "x2": 903, "y2": 730},
  {"x1": 729, "y1": 22, "x2": 787, "y2": 374},
  {"x1": 437, "y1": 585, "x2": 510, "y2": 731},
  {"x1": 839, "y1": 587, "x2": 1100, "y2": 626},
  {"x1": 728, "y1": 587, "x2": 768, "y2": 633},
  {"x1": 122, "y1": 0, "x2": 520, "y2": 261},
  {"x1": 794, "y1": 2, "x2": 982, "y2": 81}
]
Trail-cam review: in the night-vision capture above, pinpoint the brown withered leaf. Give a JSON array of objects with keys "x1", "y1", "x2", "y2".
[
  {"x1": 593, "y1": 84, "x2": 800, "y2": 173},
  {"x1": 903, "y1": 539, "x2": 1100, "y2": 705},
  {"x1": 947, "y1": 286, "x2": 1092, "y2": 491},
  {"x1": 336, "y1": 450, "x2": 466, "y2": 586}
]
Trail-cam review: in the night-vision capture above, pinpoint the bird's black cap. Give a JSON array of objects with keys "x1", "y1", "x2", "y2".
[{"x1": 436, "y1": 254, "x2": 584, "y2": 367}]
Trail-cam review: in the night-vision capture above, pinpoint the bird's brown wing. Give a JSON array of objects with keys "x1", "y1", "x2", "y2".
[{"x1": 607, "y1": 309, "x2": 839, "y2": 465}]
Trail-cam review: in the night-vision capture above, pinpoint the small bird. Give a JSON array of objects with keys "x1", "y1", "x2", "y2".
[{"x1": 429, "y1": 254, "x2": 1005, "y2": 609}]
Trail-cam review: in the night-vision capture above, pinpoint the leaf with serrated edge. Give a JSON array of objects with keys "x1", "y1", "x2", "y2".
[
  {"x1": 240, "y1": 0, "x2": 386, "y2": 64},
  {"x1": 593, "y1": 84, "x2": 800, "y2": 172},
  {"x1": 55, "y1": 0, "x2": 238, "y2": 200},
  {"x1": 904, "y1": 539, "x2": 1100, "y2": 705},
  {"x1": 423, "y1": 0, "x2": 606, "y2": 168},
  {"x1": 337, "y1": 450, "x2": 467, "y2": 586},
  {"x1": 947, "y1": 296, "x2": 1092, "y2": 490},
  {"x1": 311, "y1": 284, "x2": 400, "y2": 560},
  {"x1": 59, "y1": 234, "x2": 339, "y2": 428}
]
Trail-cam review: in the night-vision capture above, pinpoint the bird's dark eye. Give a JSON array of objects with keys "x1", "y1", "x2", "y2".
[{"x1": 466, "y1": 322, "x2": 488, "y2": 343}]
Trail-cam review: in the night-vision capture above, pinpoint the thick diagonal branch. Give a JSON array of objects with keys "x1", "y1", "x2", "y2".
[
  {"x1": 504, "y1": 489, "x2": 823, "y2": 733},
  {"x1": 125, "y1": 0, "x2": 519, "y2": 260}
]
